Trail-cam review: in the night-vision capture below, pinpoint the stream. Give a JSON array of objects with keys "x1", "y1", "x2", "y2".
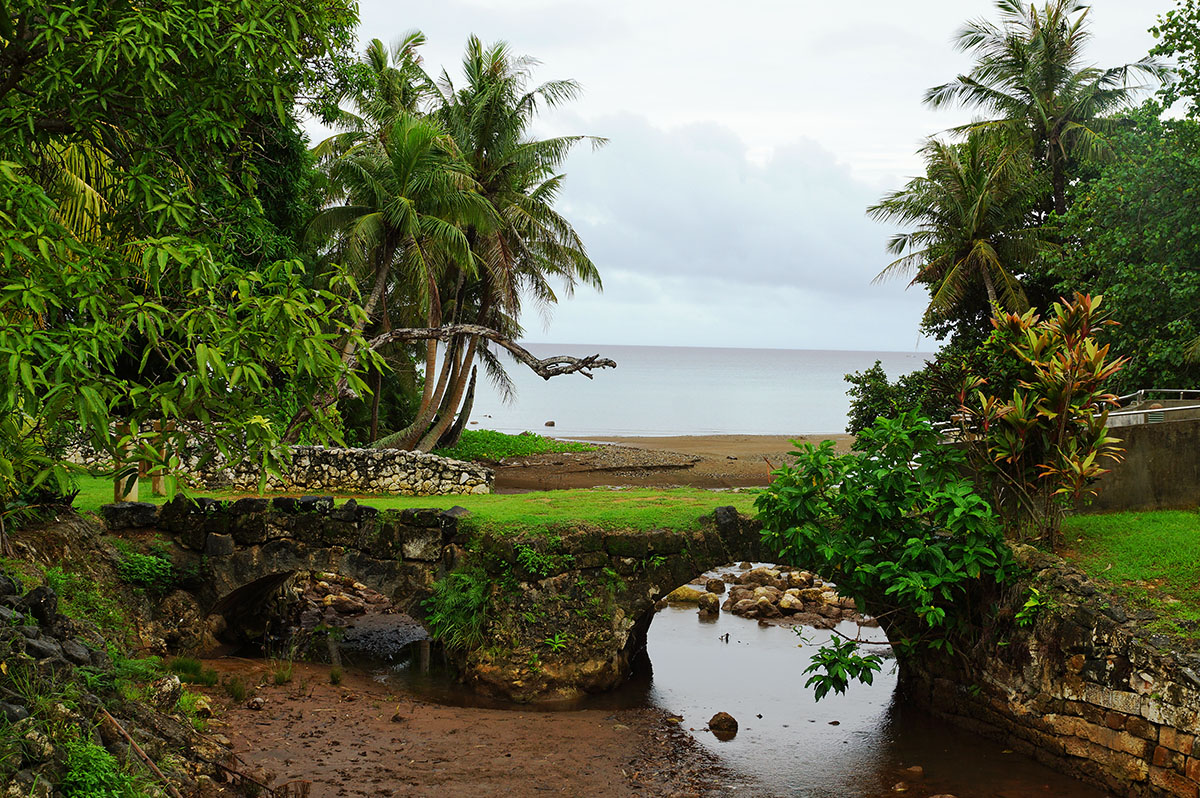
[{"x1": 328, "y1": 572, "x2": 1111, "y2": 798}]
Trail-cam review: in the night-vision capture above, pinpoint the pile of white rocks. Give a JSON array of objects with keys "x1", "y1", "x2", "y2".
[{"x1": 668, "y1": 564, "x2": 877, "y2": 629}]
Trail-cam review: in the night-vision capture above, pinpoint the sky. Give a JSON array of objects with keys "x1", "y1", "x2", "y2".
[{"x1": 306, "y1": 0, "x2": 1176, "y2": 352}]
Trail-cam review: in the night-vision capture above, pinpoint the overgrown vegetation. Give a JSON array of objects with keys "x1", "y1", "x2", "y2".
[
  {"x1": 61, "y1": 736, "x2": 134, "y2": 798},
  {"x1": 432, "y1": 429, "x2": 595, "y2": 462},
  {"x1": 757, "y1": 412, "x2": 1016, "y2": 699},
  {"x1": 423, "y1": 564, "x2": 493, "y2": 653},
  {"x1": 115, "y1": 550, "x2": 176, "y2": 594}
]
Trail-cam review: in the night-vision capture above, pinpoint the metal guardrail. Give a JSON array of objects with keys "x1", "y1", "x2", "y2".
[
  {"x1": 1109, "y1": 403, "x2": 1200, "y2": 418},
  {"x1": 1115, "y1": 389, "x2": 1200, "y2": 405}
]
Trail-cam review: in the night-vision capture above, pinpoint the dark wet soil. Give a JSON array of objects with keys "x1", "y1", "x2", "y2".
[{"x1": 201, "y1": 660, "x2": 740, "y2": 797}]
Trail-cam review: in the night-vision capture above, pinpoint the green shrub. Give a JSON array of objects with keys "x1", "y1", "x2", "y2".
[
  {"x1": 223, "y1": 676, "x2": 248, "y2": 702},
  {"x1": 176, "y1": 690, "x2": 208, "y2": 732},
  {"x1": 756, "y1": 411, "x2": 1015, "y2": 699},
  {"x1": 167, "y1": 657, "x2": 217, "y2": 686},
  {"x1": 433, "y1": 429, "x2": 594, "y2": 462},
  {"x1": 329, "y1": 666, "x2": 343, "y2": 685},
  {"x1": 271, "y1": 661, "x2": 293, "y2": 685},
  {"x1": 424, "y1": 564, "x2": 492, "y2": 653},
  {"x1": 115, "y1": 551, "x2": 175, "y2": 593},
  {"x1": 61, "y1": 737, "x2": 132, "y2": 798}
]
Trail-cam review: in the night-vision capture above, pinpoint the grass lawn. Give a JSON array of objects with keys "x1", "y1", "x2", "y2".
[
  {"x1": 1062, "y1": 508, "x2": 1200, "y2": 634},
  {"x1": 72, "y1": 475, "x2": 758, "y2": 535}
]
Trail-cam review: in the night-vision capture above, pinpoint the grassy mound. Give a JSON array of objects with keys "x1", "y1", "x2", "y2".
[
  {"x1": 1063, "y1": 508, "x2": 1200, "y2": 636},
  {"x1": 432, "y1": 429, "x2": 595, "y2": 462}
]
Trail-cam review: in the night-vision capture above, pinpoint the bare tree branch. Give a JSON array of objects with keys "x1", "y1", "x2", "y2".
[
  {"x1": 282, "y1": 324, "x2": 615, "y2": 443},
  {"x1": 360, "y1": 324, "x2": 616, "y2": 380}
]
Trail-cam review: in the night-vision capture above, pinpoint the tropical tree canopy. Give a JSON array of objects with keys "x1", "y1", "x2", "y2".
[
  {"x1": 868, "y1": 134, "x2": 1051, "y2": 330},
  {"x1": 0, "y1": 0, "x2": 367, "y2": 517},
  {"x1": 925, "y1": 0, "x2": 1170, "y2": 215},
  {"x1": 304, "y1": 34, "x2": 604, "y2": 451}
]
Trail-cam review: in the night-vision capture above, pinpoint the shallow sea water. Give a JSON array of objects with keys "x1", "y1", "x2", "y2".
[{"x1": 470, "y1": 343, "x2": 932, "y2": 437}]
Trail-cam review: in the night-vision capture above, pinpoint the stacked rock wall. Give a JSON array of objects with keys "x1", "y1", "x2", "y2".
[
  {"x1": 192, "y1": 445, "x2": 492, "y2": 496},
  {"x1": 904, "y1": 544, "x2": 1200, "y2": 798},
  {"x1": 68, "y1": 440, "x2": 492, "y2": 496}
]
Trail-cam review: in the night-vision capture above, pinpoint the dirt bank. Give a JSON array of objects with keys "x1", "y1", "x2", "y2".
[
  {"x1": 495, "y1": 433, "x2": 854, "y2": 491},
  {"x1": 205, "y1": 660, "x2": 741, "y2": 798}
]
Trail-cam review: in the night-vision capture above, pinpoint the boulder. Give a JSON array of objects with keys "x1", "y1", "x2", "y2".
[
  {"x1": 19, "y1": 586, "x2": 58, "y2": 625},
  {"x1": 148, "y1": 675, "x2": 182, "y2": 710},
  {"x1": 779, "y1": 594, "x2": 806, "y2": 614},
  {"x1": 752, "y1": 585, "x2": 782, "y2": 603},
  {"x1": 0, "y1": 572, "x2": 22, "y2": 597},
  {"x1": 23, "y1": 637, "x2": 62, "y2": 661},
  {"x1": 787, "y1": 571, "x2": 813, "y2": 589},
  {"x1": 60, "y1": 639, "x2": 92, "y2": 666},
  {"x1": 738, "y1": 567, "x2": 779, "y2": 586},
  {"x1": 731, "y1": 598, "x2": 759, "y2": 617},
  {"x1": 727, "y1": 586, "x2": 754, "y2": 604},
  {"x1": 664, "y1": 585, "x2": 705, "y2": 604},
  {"x1": 708, "y1": 711, "x2": 738, "y2": 740},
  {"x1": 705, "y1": 578, "x2": 726, "y2": 594},
  {"x1": 754, "y1": 597, "x2": 781, "y2": 619},
  {"x1": 697, "y1": 592, "x2": 721, "y2": 616}
]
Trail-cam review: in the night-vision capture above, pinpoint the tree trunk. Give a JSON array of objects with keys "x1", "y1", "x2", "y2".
[
  {"x1": 415, "y1": 336, "x2": 479, "y2": 451},
  {"x1": 296, "y1": 324, "x2": 615, "y2": 448},
  {"x1": 981, "y1": 266, "x2": 998, "y2": 310},
  {"x1": 376, "y1": 337, "x2": 460, "y2": 450},
  {"x1": 436, "y1": 366, "x2": 477, "y2": 450},
  {"x1": 369, "y1": 366, "x2": 382, "y2": 442}
]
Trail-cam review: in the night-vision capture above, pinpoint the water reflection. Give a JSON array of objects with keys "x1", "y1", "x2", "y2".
[
  {"x1": 645, "y1": 603, "x2": 1110, "y2": 798},
  {"x1": 348, "y1": 596, "x2": 1111, "y2": 797}
]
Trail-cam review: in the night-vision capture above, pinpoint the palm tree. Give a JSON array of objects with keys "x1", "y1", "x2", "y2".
[
  {"x1": 308, "y1": 34, "x2": 603, "y2": 452},
  {"x1": 363, "y1": 36, "x2": 603, "y2": 451},
  {"x1": 395, "y1": 36, "x2": 604, "y2": 452},
  {"x1": 304, "y1": 109, "x2": 493, "y2": 422},
  {"x1": 868, "y1": 134, "x2": 1051, "y2": 324},
  {"x1": 925, "y1": 0, "x2": 1170, "y2": 215}
]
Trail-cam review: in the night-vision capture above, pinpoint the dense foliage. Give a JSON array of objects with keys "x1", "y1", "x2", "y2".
[
  {"x1": 869, "y1": 0, "x2": 1167, "y2": 356},
  {"x1": 954, "y1": 294, "x2": 1126, "y2": 542},
  {"x1": 1052, "y1": 106, "x2": 1200, "y2": 392},
  {"x1": 0, "y1": 0, "x2": 368, "y2": 528},
  {"x1": 757, "y1": 413, "x2": 1015, "y2": 698}
]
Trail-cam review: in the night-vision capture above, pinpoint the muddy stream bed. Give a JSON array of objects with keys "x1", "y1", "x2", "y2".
[{"x1": 205, "y1": 567, "x2": 1113, "y2": 798}]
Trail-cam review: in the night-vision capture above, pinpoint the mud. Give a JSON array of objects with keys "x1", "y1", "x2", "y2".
[
  {"x1": 494, "y1": 434, "x2": 854, "y2": 491},
  {"x1": 203, "y1": 660, "x2": 742, "y2": 798}
]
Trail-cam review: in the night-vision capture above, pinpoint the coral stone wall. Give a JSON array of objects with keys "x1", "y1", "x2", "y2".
[
  {"x1": 66, "y1": 440, "x2": 492, "y2": 496},
  {"x1": 192, "y1": 446, "x2": 492, "y2": 496},
  {"x1": 904, "y1": 544, "x2": 1200, "y2": 798}
]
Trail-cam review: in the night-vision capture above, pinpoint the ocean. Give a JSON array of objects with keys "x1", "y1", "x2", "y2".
[{"x1": 468, "y1": 343, "x2": 932, "y2": 438}]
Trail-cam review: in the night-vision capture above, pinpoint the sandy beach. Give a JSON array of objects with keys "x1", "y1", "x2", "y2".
[{"x1": 494, "y1": 433, "x2": 855, "y2": 491}]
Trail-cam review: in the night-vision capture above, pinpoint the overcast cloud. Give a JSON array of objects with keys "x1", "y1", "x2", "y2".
[{"x1": 308, "y1": 0, "x2": 1175, "y2": 352}]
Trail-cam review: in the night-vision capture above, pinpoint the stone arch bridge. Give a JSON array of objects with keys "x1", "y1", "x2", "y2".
[{"x1": 104, "y1": 496, "x2": 771, "y2": 702}]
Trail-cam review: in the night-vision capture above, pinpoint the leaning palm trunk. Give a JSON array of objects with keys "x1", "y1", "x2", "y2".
[
  {"x1": 374, "y1": 337, "x2": 460, "y2": 450},
  {"x1": 436, "y1": 366, "x2": 477, "y2": 450},
  {"x1": 414, "y1": 336, "x2": 479, "y2": 451}
]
